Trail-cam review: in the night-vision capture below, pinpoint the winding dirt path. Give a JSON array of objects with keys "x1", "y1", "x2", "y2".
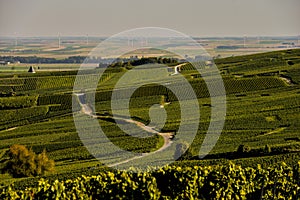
[{"x1": 74, "y1": 93, "x2": 174, "y2": 167}]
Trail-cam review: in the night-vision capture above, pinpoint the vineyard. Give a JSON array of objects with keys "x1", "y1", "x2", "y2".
[
  {"x1": 0, "y1": 48, "x2": 300, "y2": 198},
  {"x1": 0, "y1": 96, "x2": 38, "y2": 109},
  {"x1": 1, "y1": 162, "x2": 299, "y2": 199}
]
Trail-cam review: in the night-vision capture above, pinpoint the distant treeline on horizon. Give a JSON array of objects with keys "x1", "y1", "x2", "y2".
[
  {"x1": 0, "y1": 56, "x2": 107, "y2": 64},
  {"x1": 0, "y1": 56, "x2": 179, "y2": 66}
]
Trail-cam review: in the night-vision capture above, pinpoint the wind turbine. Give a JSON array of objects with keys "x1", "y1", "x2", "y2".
[
  {"x1": 58, "y1": 33, "x2": 61, "y2": 48},
  {"x1": 14, "y1": 32, "x2": 18, "y2": 46}
]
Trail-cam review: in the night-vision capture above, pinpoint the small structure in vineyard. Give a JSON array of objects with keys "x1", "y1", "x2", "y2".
[{"x1": 28, "y1": 66, "x2": 36, "y2": 73}]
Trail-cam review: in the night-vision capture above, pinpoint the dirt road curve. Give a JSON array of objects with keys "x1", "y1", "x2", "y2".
[{"x1": 75, "y1": 93, "x2": 174, "y2": 167}]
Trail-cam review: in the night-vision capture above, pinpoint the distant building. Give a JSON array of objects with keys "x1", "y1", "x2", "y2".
[{"x1": 28, "y1": 66, "x2": 36, "y2": 73}]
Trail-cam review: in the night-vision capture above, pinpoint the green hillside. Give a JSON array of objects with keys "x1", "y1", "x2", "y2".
[{"x1": 0, "y1": 49, "x2": 299, "y2": 198}]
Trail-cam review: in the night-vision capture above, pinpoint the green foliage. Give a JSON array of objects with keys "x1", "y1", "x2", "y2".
[
  {"x1": 1, "y1": 144, "x2": 54, "y2": 178},
  {"x1": 38, "y1": 94, "x2": 72, "y2": 108},
  {"x1": 0, "y1": 55, "x2": 87, "y2": 64},
  {"x1": 285, "y1": 68, "x2": 300, "y2": 84},
  {"x1": 0, "y1": 106, "x2": 49, "y2": 129},
  {"x1": 99, "y1": 121, "x2": 162, "y2": 153},
  {"x1": 1, "y1": 162, "x2": 299, "y2": 199},
  {"x1": 0, "y1": 96, "x2": 38, "y2": 109},
  {"x1": 237, "y1": 144, "x2": 251, "y2": 155},
  {"x1": 223, "y1": 77, "x2": 287, "y2": 93},
  {"x1": 0, "y1": 172, "x2": 160, "y2": 200},
  {"x1": 264, "y1": 145, "x2": 272, "y2": 154},
  {"x1": 0, "y1": 48, "x2": 300, "y2": 196}
]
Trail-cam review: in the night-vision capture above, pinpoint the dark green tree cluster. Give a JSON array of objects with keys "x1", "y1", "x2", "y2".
[
  {"x1": 129, "y1": 57, "x2": 178, "y2": 66},
  {"x1": 0, "y1": 56, "x2": 87, "y2": 64},
  {"x1": 106, "y1": 57, "x2": 179, "y2": 68}
]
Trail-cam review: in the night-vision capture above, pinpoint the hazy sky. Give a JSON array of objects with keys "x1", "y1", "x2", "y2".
[{"x1": 0, "y1": 0, "x2": 299, "y2": 37}]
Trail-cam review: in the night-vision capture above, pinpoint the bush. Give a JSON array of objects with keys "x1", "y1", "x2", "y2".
[
  {"x1": 264, "y1": 144, "x2": 272, "y2": 154},
  {"x1": 237, "y1": 144, "x2": 251, "y2": 155},
  {"x1": 1, "y1": 144, "x2": 54, "y2": 178}
]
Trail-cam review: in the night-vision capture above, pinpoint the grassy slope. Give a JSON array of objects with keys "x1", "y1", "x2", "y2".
[{"x1": 0, "y1": 48, "x2": 299, "y2": 186}]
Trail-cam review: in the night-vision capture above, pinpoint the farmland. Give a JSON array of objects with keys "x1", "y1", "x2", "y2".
[{"x1": 0, "y1": 48, "x2": 300, "y2": 198}]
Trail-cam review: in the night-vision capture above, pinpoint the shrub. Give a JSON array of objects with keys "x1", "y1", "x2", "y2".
[
  {"x1": 264, "y1": 144, "x2": 272, "y2": 154},
  {"x1": 237, "y1": 144, "x2": 251, "y2": 156},
  {"x1": 1, "y1": 144, "x2": 54, "y2": 178}
]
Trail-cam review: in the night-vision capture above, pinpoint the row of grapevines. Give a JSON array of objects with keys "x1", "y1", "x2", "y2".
[
  {"x1": 91, "y1": 76, "x2": 285, "y2": 105},
  {"x1": 36, "y1": 76, "x2": 75, "y2": 90},
  {"x1": 223, "y1": 77, "x2": 286, "y2": 94},
  {"x1": 0, "y1": 78, "x2": 24, "y2": 85},
  {"x1": 228, "y1": 59, "x2": 287, "y2": 73},
  {"x1": 1, "y1": 69, "x2": 115, "y2": 92},
  {"x1": 12, "y1": 78, "x2": 37, "y2": 91},
  {"x1": 1, "y1": 171, "x2": 160, "y2": 200},
  {"x1": 285, "y1": 68, "x2": 300, "y2": 84},
  {"x1": 0, "y1": 95, "x2": 38, "y2": 109},
  {"x1": 38, "y1": 94, "x2": 72, "y2": 107},
  {"x1": 0, "y1": 106, "x2": 50, "y2": 135},
  {"x1": 1, "y1": 162, "x2": 299, "y2": 199},
  {"x1": 0, "y1": 106, "x2": 48, "y2": 126},
  {"x1": 0, "y1": 86, "x2": 13, "y2": 94}
]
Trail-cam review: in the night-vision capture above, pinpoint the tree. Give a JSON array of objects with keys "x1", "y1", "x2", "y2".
[
  {"x1": 1, "y1": 144, "x2": 54, "y2": 178},
  {"x1": 264, "y1": 144, "x2": 272, "y2": 154},
  {"x1": 237, "y1": 144, "x2": 251, "y2": 156}
]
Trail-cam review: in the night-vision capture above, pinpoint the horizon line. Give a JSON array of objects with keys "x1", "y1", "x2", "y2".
[{"x1": 0, "y1": 35, "x2": 299, "y2": 39}]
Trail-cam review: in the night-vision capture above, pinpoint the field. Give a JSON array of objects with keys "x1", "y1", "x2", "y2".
[
  {"x1": 0, "y1": 47, "x2": 300, "y2": 198},
  {"x1": 1, "y1": 36, "x2": 298, "y2": 59}
]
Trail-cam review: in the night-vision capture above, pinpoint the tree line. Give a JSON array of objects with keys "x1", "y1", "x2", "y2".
[
  {"x1": 0, "y1": 56, "x2": 96, "y2": 64},
  {"x1": 0, "y1": 56, "x2": 179, "y2": 66}
]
